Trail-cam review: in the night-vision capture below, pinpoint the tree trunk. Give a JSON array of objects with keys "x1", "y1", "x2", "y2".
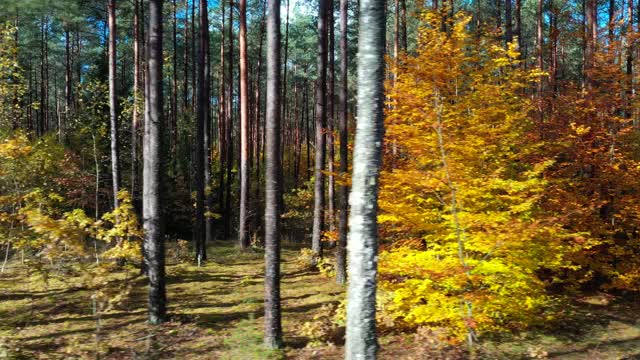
[
  {"x1": 132, "y1": 0, "x2": 141, "y2": 207},
  {"x1": 278, "y1": 0, "x2": 291, "y2": 216},
  {"x1": 345, "y1": 0, "x2": 385, "y2": 357},
  {"x1": 312, "y1": 0, "x2": 329, "y2": 259},
  {"x1": 345, "y1": 0, "x2": 385, "y2": 354},
  {"x1": 224, "y1": 0, "x2": 234, "y2": 240},
  {"x1": 585, "y1": 0, "x2": 596, "y2": 86},
  {"x1": 191, "y1": 0, "x2": 197, "y2": 112},
  {"x1": 254, "y1": 3, "x2": 266, "y2": 204},
  {"x1": 264, "y1": 0, "x2": 283, "y2": 348},
  {"x1": 108, "y1": 0, "x2": 121, "y2": 210},
  {"x1": 327, "y1": 1, "x2": 336, "y2": 231},
  {"x1": 203, "y1": 0, "x2": 214, "y2": 253},
  {"x1": 64, "y1": 27, "x2": 72, "y2": 140},
  {"x1": 218, "y1": 0, "x2": 227, "y2": 232},
  {"x1": 399, "y1": 0, "x2": 406, "y2": 51},
  {"x1": 515, "y1": 0, "x2": 522, "y2": 50},
  {"x1": 306, "y1": 83, "x2": 311, "y2": 180},
  {"x1": 336, "y1": 0, "x2": 349, "y2": 285},
  {"x1": 144, "y1": 0, "x2": 167, "y2": 325},
  {"x1": 505, "y1": 0, "x2": 513, "y2": 44},
  {"x1": 195, "y1": 0, "x2": 209, "y2": 262},
  {"x1": 536, "y1": 0, "x2": 544, "y2": 114},
  {"x1": 394, "y1": 0, "x2": 399, "y2": 60},
  {"x1": 627, "y1": 0, "x2": 634, "y2": 81},
  {"x1": 172, "y1": 0, "x2": 178, "y2": 163},
  {"x1": 239, "y1": 0, "x2": 251, "y2": 249},
  {"x1": 183, "y1": 0, "x2": 189, "y2": 111},
  {"x1": 609, "y1": 0, "x2": 615, "y2": 44}
]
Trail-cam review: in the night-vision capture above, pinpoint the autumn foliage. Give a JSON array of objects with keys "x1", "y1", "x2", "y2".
[{"x1": 378, "y1": 11, "x2": 640, "y2": 342}]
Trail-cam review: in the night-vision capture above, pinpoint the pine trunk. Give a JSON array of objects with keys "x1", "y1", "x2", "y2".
[
  {"x1": 264, "y1": 0, "x2": 283, "y2": 348},
  {"x1": 312, "y1": 0, "x2": 329, "y2": 259},
  {"x1": 108, "y1": 0, "x2": 121, "y2": 210},
  {"x1": 144, "y1": 0, "x2": 167, "y2": 325},
  {"x1": 336, "y1": 0, "x2": 349, "y2": 285}
]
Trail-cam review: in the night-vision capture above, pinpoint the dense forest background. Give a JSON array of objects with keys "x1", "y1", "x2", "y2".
[{"x1": 3, "y1": 0, "x2": 640, "y2": 358}]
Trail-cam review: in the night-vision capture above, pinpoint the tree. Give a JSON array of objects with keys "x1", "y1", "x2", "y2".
[
  {"x1": 311, "y1": 0, "x2": 329, "y2": 260},
  {"x1": 224, "y1": 0, "x2": 234, "y2": 240},
  {"x1": 336, "y1": 0, "x2": 349, "y2": 285},
  {"x1": 143, "y1": 0, "x2": 167, "y2": 325},
  {"x1": 264, "y1": 0, "x2": 283, "y2": 348},
  {"x1": 344, "y1": 0, "x2": 386, "y2": 356},
  {"x1": 132, "y1": 0, "x2": 141, "y2": 206},
  {"x1": 108, "y1": 0, "x2": 120, "y2": 211},
  {"x1": 505, "y1": 0, "x2": 513, "y2": 44},
  {"x1": 238, "y1": 0, "x2": 250, "y2": 249},
  {"x1": 195, "y1": 0, "x2": 208, "y2": 263}
]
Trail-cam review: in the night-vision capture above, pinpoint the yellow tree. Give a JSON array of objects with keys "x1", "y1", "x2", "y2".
[{"x1": 379, "y1": 13, "x2": 578, "y2": 342}]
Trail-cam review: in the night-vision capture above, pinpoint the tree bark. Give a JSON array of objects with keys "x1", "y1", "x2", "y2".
[
  {"x1": 183, "y1": 0, "x2": 190, "y2": 111},
  {"x1": 585, "y1": 0, "x2": 596, "y2": 86},
  {"x1": 515, "y1": 0, "x2": 522, "y2": 50},
  {"x1": 505, "y1": 0, "x2": 513, "y2": 44},
  {"x1": 336, "y1": 0, "x2": 349, "y2": 285},
  {"x1": 172, "y1": 0, "x2": 178, "y2": 163},
  {"x1": 203, "y1": 0, "x2": 214, "y2": 252},
  {"x1": 224, "y1": 0, "x2": 234, "y2": 240},
  {"x1": 108, "y1": 0, "x2": 121, "y2": 211},
  {"x1": 254, "y1": 3, "x2": 267, "y2": 204},
  {"x1": 64, "y1": 27, "x2": 72, "y2": 140},
  {"x1": 345, "y1": 0, "x2": 385, "y2": 356},
  {"x1": 144, "y1": 0, "x2": 167, "y2": 325},
  {"x1": 195, "y1": 0, "x2": 209, "y2": 262},
  {"x1": 328, "y1": 1, "x2": 336, "y2": 232},
  {"x1": 312, "y1": 0, "x2": 329, "y2": 259},
  {"x1": 264, "y1": 0, "x2": 283, "y2": 348},
  {"x1": 239, "y1": 0, "x2": 251, "y2": 249},
  {"x1": 132, "y1": 0, "x2": 141, "y2": 207},
  {"x1": 218, "y1": 0, "x2": 227, "y2": 231}
]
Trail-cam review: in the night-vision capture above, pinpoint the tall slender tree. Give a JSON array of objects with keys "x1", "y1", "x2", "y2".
[
  {"x1": 336, "y1": 0, "x2": 349, "y2": 285},
  {"x1": 264, "y1": 0, "x2": 283, "y2": 348},
  {"x1": 505, "y1": 0, "x2": 513, "y2": 44},
  {"x1": 108, "y1": 0, "x2": 121, "y2": 210},
  {"x1": 195, "y1": 0, "x2": 209, "y2": 262},
  {"x1": 311, "y1": 0, "x2": 329, "y2": 260},
  {"x1": 327, "y1": 1, "x2": 336, "y2": 231},
  {"x1": 345, "y1": 0, "x2": 386, "y2": 356},
  {"x1": 515, "y1": 0, "x2": 522, "y2": 50},
  {"x1": 203, "y1": 0, "x2": 214, "y2": 249},
  {"x1": 224, "y1": 0, "x2": 234, "y2": 240},
  {"x1": 132, "y1": 0, "x2": 141, "y2": 206},
  {"x1": 144, "y1": 0, "x2": 167, "y2": 325},
  {"x1": 239, "y1": 0, "x2": 251, "y2": 249}
]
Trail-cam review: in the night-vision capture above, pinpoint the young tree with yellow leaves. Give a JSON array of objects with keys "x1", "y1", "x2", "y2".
[{"x1": 379, "y1": 13, "x2": 579, "y2": 342}]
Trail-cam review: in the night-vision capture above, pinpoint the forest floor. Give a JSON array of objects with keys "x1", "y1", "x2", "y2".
[{"x1": 1, "y1": 243, "x2": 640, "y2": 359}]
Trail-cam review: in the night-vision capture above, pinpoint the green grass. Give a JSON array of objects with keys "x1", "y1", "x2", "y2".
[
  {"x1": 0, "y1": 243, "x2": 345, "y2": 359},
  {"x1": 2, "y1": 244, "x2": 640, "y2": 359}
]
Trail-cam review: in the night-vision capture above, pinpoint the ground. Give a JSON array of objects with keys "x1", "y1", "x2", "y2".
[{"x1": 1, "y1": 243, "x2": 640, "y2": 359}]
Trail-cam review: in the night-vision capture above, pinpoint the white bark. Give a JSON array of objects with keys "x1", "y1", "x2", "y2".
[{"x1": 345, "y1": 0, "x2": 386, "y2": 357}]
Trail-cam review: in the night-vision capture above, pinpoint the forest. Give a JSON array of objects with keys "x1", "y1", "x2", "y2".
[{"x1": 2, "y1": 0, "x2": 640, "y2": 358}]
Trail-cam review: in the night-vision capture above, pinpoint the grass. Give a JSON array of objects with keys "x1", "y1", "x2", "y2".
[{"x1": 2, "y1": 243, "x2": 640, "y2": 359}]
